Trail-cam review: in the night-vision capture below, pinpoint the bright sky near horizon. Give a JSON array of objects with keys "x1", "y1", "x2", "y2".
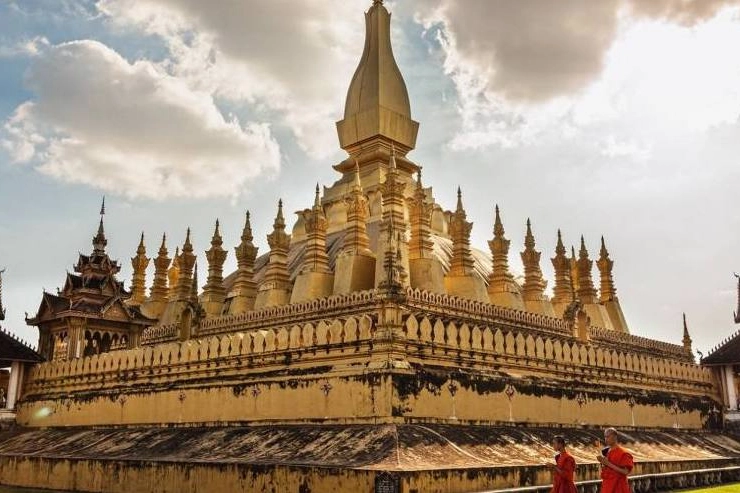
[{"x1": 0, "y1": 0, "x2": 739, "y2": 357}]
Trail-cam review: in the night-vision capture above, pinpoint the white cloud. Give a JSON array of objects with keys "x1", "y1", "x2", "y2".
[
  {"x1": 2, "y1": 40, "x2": 280, "y2": 199},
  {"x1": 0, "y1": 36, "x2": 49, "y2": 58},
  {"x1": 414, "y1": 1, "x2": 740, "y2": 154},
  {"x1": 96, "y1": 0, "x2": 370, "y2": 159}
]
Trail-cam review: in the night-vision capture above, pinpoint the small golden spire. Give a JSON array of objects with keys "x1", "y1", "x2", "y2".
[
  {"x1": 92, "y1": 196, "x2": 108, "y2": 254},
  {"x1": 520, "y1": 218, "x2": 546, "y2": 302},
  {"x1": 551, "y1": 229, "x2": 574, "y2": 305},
  {"x1": 299, "y1": 185, "x2": 330, "y2": 275},
  {"x1": 597, "y1": 236, "x2": 617, "y2": 302},
  {"x1": 150, "y1": 233, "x2": 170, "y2": 303},
  {"x1": 342, "y1": 163, "x2": 372, "y2": 255},
  {"x1": 576, "y1": 236, "x2": 597, "y2": 303},
  {"x1": 130, "y1": 231, "x2": 149, "y2": 305},
  {"x1": 682, "y1": 312, "x2": 692, "y2": 352},
  {"x1": 177, "y1": 228, "x2": 197, "y2": 301},
  {"x1": 190, "y1": 261, "x2": 199, "y2": 302},
  {"x1": 409, "y1": 165, "x2": 433, "y2": 261},
  {"x1": 242, "y1": 211, "x2": 253, "y2": 242},
  {"x1": 569, "y1": 244, "x2": 579, "y2": 296},
  {"x1": 353, "y1": 160, "x2": 362, "y2": 189},
  {"x1": 184, "y1": 228, "x2": 193, "y2": 253},
  {"x1": 275, "y1": 199, "x2": 285, "y2": 228},
  {"x1": 488, "y1": 205, "x2": 518, "y2": 298},
  {"x1": 258, "y1": 201, "x2": 292, "y2": 305},
  {"x1": 136, "y1": 232, "x2": 145, "y2": 255},
  {"x1": 494, "y1": 204, "x2": 504, "y2": 237},
  {"x1": 456, "y1": 187, "x2": 464, "y2": 214},
  {"x1": 231, "y1": 211, "x2": 258, "y2": 313}
]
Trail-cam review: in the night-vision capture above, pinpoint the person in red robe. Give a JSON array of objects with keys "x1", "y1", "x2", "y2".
[
  {"x1": 597, "y1": 427, "x2": 634, "y2": 493},
  {"x1": 547, "y1": 435, "x2": 577, "y2": 493}
]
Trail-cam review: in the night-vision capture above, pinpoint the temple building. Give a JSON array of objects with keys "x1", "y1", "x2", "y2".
[
  {"x1": 701, "y1": 274, "x2": 740, "y2": 427},
  {"x1": 26, "y1": 200, "x2": 153, "y2": 361},
  {"x1": 2, "y1": 2, "x2": 739, "y2": 492}
]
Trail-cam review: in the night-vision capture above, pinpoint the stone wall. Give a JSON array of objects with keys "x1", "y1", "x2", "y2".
[{"x1": 15, "y1": 290, "x2": 719, "y2": 428}]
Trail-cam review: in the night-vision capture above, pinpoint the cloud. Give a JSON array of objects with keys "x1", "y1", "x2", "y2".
[
  {"x1": 96, "y1": 0, "x2": 370, "y2": 159},
  {"x1": 0, "y1": 36, "x2": 49, "y2": 58},
  {"x1": 1, "y1": 40, "x2": 280, "y2": 199},
  {"x1": 416, "y1": 0, "x2": 622, "y2": 103},
  {"x1": 414, "y1": 0, "x2": 740, "y2": 151},
  {"x1": 627, "y1": 0, "x2": 740, "y2": 25}
]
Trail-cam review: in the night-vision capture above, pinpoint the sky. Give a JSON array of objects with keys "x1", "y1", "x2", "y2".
[{"x1": 0, "y1": 0, "x2": 739, "y2": 358}]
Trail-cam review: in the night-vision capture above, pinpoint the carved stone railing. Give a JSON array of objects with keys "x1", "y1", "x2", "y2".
[
  {"x1": 139, "y1": 323, "x2": 179, "y2": 346},
  {"x1": 589, "y1": 326, "x2": 691, "y2": 361},
  {"x1": 401, "y1": 313, "x2": 714, "y2": 390},
  {"x1": 25, "y1": 315, "x2": 375, "y2": 396},
  {"x1": 403, "y1": 287, "x2": 571, "y2": 336},
  {"x1": 197, "y1": 290, "x2": 381, "y2": 337}
]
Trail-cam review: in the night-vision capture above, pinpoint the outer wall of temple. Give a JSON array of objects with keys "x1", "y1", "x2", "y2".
[{"x1": 15, "y1": 296, "x2": 716, "y2": 430}]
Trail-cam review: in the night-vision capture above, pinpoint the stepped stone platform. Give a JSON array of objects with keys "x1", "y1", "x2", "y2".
[{"x1": 1, "y1": 425, "x2": 739, "y2": 492}]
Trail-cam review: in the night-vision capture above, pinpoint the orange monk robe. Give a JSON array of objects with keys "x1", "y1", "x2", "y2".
[
  {"x1": 600, "y1": 445, "x2": 634, "y2": 493},
  {"x1": 551, "y1": 450, "x2": 577, "y2": 493}
]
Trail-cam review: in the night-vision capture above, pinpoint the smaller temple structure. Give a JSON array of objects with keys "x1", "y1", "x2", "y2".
[
  {"x1": 25, "y1": 200, "x2": 153, "y2": 361},
  {"x1": 702, "y1": 273, "x2": 740, "y2": 426}
]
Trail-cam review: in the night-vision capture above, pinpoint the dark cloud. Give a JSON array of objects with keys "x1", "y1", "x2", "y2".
[{"x1": 419, "y1": 0, "x2": 739, "y2": 102}]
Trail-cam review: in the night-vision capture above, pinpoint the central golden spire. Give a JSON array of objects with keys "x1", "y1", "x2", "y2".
[{"x1": 337, "y1": 0, "x2": 418, "y2": 155}]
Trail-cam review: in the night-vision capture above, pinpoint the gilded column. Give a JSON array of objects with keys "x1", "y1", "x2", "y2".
[
  {"x1": 175, "y1": 230, "x2": 196, "y2": 302},
  {"x1": 202, "y1": 220, "x2": 228, "y2": 317},
  {"x1": 168, "y1": 247, "x2": 181, "y2": 301},
  {"x1": 487, "y1": 205, "x2": 524, "y2": 309},
  {"x1": 551, "y1": 230, "x2": 574, "y2": 317},
  {"x1": 129, "y1": 232, "x2": 149, "y2": 306},
  {"x1": 333, "y1": 163, "x2": 376, "y2": 294},
  {"x1": 375, "y1": 148, "x2": 409, "y2": 289},
  {"x1": 520, "y1": 219, "x2": 554, "y2": 316},
  {"x1": 228, "y1": 211, "x2": 258, "y2": 314},
  {"x1": 597, "y1": 236, "x2": 629, "y2": 332},
  {"x1": 292, "y1": 185, "x2": 334, "y2": 303},
  {"x1": 444, "y1": 188, "x2": 487, "y2": 302},
  {"x1": 254, "y1": 200, "x2": 292, "y2": 309},
  {"x1": 408, "y1": 168, "x2": 444, "y2": 293},
  {"x1": 150, "y1": 234, "x2": 170, "y2": 303},
  {"x1": 577, "y1": 237, "x2": 611, "y2": 329},
  {"x1": 570, "y1": 246, "x2": 580, "y2": 296}
]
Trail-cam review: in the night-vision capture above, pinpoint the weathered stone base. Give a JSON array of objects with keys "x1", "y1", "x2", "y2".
[{"x1": 1, "y1": 425, "x2": 739, "y2": 493}]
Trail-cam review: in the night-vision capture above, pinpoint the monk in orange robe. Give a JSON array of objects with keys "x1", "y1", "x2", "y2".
[
  {"x1": 597, "y1": 427, "x2": 634, "y2": 493},
  {"x1": 548, "y1": 435, "x2": 577, "y2": 493}
]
